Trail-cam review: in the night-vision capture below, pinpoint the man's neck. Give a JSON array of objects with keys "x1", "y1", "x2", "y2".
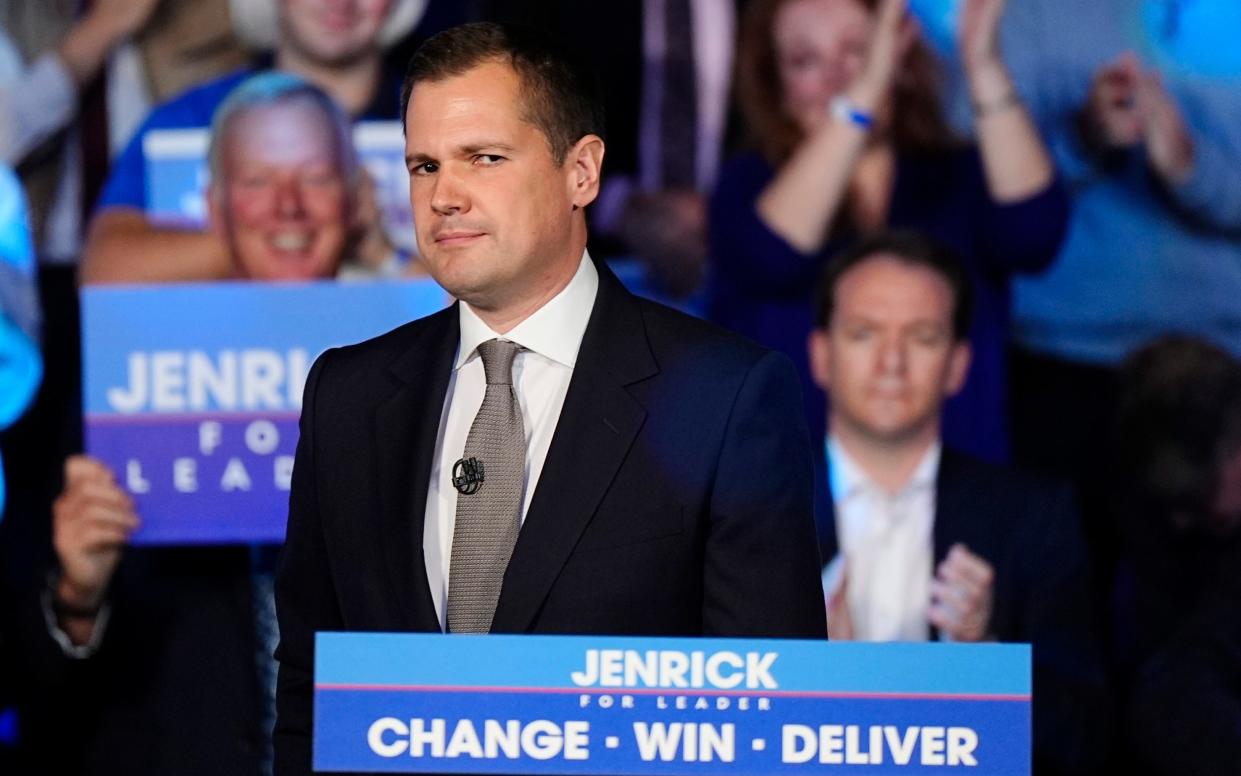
[
  {"x1": 468, "y1": 234, "x2": 589, "y2": 335},
  {"x1": 275, "y1": 47, "x2": 381, "y2": 116},
  {"x1": 830, "y1": 417, "x2": 940, "y2": 495}
]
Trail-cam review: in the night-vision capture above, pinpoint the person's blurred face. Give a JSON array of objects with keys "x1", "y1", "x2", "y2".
[
  {"x1": 774, "y1": 0, "x2": 872, "y2": 132},
  {"x1": 809, "y1": 254, "x2": 970, "y2": 443},
  {"x1": 209, "y1": 99, "x2": 350, "y2": 281},
  {"x1": 404, "y1": 60, "x2": 599, "y2": 315},
  {"x1": 280, "y1": 0, "x2": 391, "y2": 66}
]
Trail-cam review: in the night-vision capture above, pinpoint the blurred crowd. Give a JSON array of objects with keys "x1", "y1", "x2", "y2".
[{"x1": 1, "y1": 0, "x2": 1239, "y2": 774}]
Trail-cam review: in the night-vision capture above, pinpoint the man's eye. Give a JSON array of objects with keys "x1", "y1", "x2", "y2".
[
  {"x1": 412, "y1": 161, "x2": 439, "y2": 175},
  {"x1": 474, "y1": 154, "x2": 504, "y2": 166},
  {"x1": 911, "y1": 328, "x2": 947, "y2": 347}
]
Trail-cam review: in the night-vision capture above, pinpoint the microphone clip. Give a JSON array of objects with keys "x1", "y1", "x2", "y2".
[{"x1": 452, "y1": 457, "x2": 485, "y2": 495}]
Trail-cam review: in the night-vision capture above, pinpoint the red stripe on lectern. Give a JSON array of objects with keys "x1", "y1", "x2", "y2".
[{"x1": 313, "y1": 684, "x2": 1030, "y2": 702}]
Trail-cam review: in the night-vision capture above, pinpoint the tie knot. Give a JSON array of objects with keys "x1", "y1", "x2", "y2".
[{"x1": 477, "y1": 339, "x2": 520, "y2": 385}]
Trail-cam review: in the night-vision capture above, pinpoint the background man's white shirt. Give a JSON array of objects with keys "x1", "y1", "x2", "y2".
[{"x1": 824, "y1": 437, "x2": 940, "y2": 641}]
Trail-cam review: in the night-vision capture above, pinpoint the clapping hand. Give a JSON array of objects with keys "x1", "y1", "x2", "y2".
[
  {"x1": 1083, "y1": 53, "x2": 1145, "y2": 149},
  {"x1": 823, "y1": 557, "x2": 854, "y2": 640},
  {"x1": 846, "y1": 0, "x2": 919, "y2": 114},
  {"x1": 928, "y1": 543, "x2": 994, "y2": 642},
  {"x1": 1136, "y1": 69, "x2": 1194, "y2": 184},
  {"x1": 1083, "y1": 52, "x2": 1195, "y2": 184},
  {"x1": 958, "y1": 0, "x2": 1006, "y2": 73}
]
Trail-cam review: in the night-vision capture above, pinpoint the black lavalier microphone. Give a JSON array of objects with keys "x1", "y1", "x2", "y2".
[{"x1": 452, "y1": 457, "x2": 485, "y2": 495}]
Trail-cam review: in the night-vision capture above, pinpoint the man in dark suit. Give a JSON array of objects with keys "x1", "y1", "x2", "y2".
[
  {"x1": 805, "y1": 230, "x2": 1111, "y2": 775},
  {"x1": 273, "y1": 21, "x2": 826, "y2": 775}
]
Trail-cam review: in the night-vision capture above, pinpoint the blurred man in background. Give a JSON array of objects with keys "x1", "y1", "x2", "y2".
[
  {"x1": 809, "y1": 231, "x2": 1110, "y2": 775},
  {"x1": 81, "y1": 0, "x2": 424, "y2": 285}
]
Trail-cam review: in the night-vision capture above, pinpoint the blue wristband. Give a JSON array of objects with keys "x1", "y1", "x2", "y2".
[{"x1": 829, "y1": 96, "x2": 875, "y2": 130}]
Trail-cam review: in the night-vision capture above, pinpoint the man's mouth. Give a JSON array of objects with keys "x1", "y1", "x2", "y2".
[
  {"x1": 270, "y1": 231, "x2": 313, "y2": 254},
  {"x1": 434, "y1": 231, "x2": 485, "y2": 246}
]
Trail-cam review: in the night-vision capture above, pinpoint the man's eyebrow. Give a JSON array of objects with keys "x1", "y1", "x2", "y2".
[
  {"x1": 406, "y1": 142, "x2": 517, "y2": 167},
  {"x1": 459, "y1": 142, "x2": 516, "y2": 155}
]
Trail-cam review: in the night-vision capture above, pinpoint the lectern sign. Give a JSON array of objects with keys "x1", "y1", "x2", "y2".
[{"x1": 313, "y1": 634, "x2": 1031, "y2": 774}]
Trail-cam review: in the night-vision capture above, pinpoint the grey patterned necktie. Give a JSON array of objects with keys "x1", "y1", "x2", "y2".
[{"x1": 447, "y1": 338, "x2": 525, "y2": 633}]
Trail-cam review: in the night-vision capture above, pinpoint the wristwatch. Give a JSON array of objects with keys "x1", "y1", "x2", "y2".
[{"x1": 829, "y1": 95, "x2": 875, "y2": 130}]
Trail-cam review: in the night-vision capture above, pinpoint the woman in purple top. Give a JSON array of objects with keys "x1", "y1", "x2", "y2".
[{"x1": 709, "y1": 0, "x2": 1067, "y2": 462}]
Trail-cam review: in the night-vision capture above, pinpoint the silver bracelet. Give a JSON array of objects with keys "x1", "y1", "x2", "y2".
[{"x1": 971, "y1": 91, "x2": 1021, "y2": 118}]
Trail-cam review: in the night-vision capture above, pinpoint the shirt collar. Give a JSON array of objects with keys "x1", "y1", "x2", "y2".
[
  {"x1": 456, "y1": 250, "x2": 599, "y2": 371},
  {"x1": 826, "y1": 435, "x2": 942, "y2": 501}
]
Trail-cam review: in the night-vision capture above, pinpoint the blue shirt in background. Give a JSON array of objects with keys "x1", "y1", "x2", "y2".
[
  {"x1": 95, "y1": 64, "x2": 403, "y2": 213},
  {"x1": 1000, "y1": 0, "x2": 1241, "y2": 364}
]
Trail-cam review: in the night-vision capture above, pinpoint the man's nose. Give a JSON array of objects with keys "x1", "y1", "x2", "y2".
[
  {"x1": 275, "y1": 179, "x2": 306, "y2": 218},
  {"x1": 877, "y1": 334, "x2": 907, "y2": 374},
  {"x1": 429, "y1": 166, "x2": 470, "y2": 216}
]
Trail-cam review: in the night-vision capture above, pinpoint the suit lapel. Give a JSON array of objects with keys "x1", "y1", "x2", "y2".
[
  {"x1": 490, "y1": 265, "x2": 658, "y2": 633},
  {"x1": 373, "y1": 306, "x2": 458, "y2": 632},
  {"x1": 932, "y1": 449, "x2": 969, "y2": 567},
  {"x1": 815, "y1": 442, "x2": 840, "y2": 563}
]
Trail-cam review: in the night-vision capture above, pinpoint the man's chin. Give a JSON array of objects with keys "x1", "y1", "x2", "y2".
[
  {"x1": 239, "y1": 253, "x2": 333, "y2": 282},
  {"x1": 424, "y1": 256, "x2": 501, "y2": 300},
  {"x1": 850, "y1": 410, "x2": 937, "y2": 446}
]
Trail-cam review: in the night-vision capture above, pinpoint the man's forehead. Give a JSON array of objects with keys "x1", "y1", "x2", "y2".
[
  {"x1": 404, "y1": 102, "x2": 544, "y2": 163},
  {"x1": 833, "y1": 257, "x2": 954, "y2": 323},
  {"x1": 225, "y1": 103, "x2": 339, "y2": 160},
  {"x1": 405, "y1": 63, "x2": 527, "y2": 128},
  {"x1": 839, "y1": 256, "x2": 953, "y2": 297}
]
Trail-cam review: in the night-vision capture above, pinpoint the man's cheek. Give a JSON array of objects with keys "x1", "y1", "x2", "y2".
[{"x1": 230, "y1": 194, "x2": 275, "y2": 225}]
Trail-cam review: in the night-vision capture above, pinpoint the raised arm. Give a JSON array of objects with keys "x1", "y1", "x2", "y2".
[
  {"x1": 0, "y1": 0, "x2": 158, "y2": 165},
  {"x1": 756, "y1": 0, "x2": 912, "y2": 254},
  {"x1": 80, "y1": 208, "x2": 232, "y2": 285},
  {"x1": 959, "y1": 0, "x2": 1054, "y2": 204}
]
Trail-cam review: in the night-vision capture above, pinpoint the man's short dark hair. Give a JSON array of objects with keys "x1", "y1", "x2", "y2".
[
  {"x1": 1116, "y1": 335, "x2": 1241, "y2": 530},
  {"x1": 400, "y1": 22, "x2": 605, "y2": 165},
  {"x1": 813, "y1": 230, "x2": 974, "y2": 340}
]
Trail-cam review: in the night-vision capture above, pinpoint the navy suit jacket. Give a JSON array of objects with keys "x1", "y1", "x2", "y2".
[
  {"x1": 814, "y1": 444, "x2": 1112, "y2": 775},
  {"x1": 274, "y1": 262, "x2": 828, "y2": 775}
]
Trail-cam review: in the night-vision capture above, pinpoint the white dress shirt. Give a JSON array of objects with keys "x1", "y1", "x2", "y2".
[
  {"x1": 823, "y1": 437, "x2": 941, "y2": 642},
  {"x1": 422, "y1": 252, "x2": 599, "y2": 631}
]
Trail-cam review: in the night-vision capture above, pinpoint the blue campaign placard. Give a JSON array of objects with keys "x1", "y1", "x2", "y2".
[
  {"x1": 313, "y1": 634, "x2": 1031, "y2": 774},
  {"x1": 81, "y1": 279, "x2": 448, "y2": 544},
  {"x1": 144, "y1": 121, "x2": 416, "y2": 250}
]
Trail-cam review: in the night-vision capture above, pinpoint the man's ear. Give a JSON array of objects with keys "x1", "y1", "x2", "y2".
[
  {"x1": 807, "y1": 328, "x2": 833, "y2": 391},
  {"x1": 944, "y1": 341, "x2": 972, "y2": 397},
  {"x1": 567, "y1": 134, "x2": 605, "y2": 210}
]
